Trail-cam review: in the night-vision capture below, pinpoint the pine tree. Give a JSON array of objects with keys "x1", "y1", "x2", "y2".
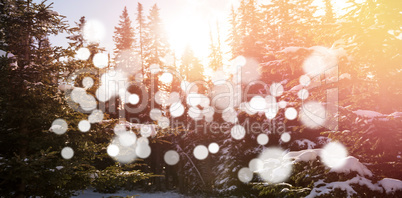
[
  {"x1": 136, "y1": 3, "x2": 146, "y2": 74},
  {"x1": 312, "y1": 0, "x2": 337, "y2": 47},
  {"x1": 242, "y1": 0, "x2": 264, "y2": 60},
  {"x1": 67, "y1": 16, "x2": 86, "y2": 49},
  {"x1": 144, "y1": 4, "x2": 169, "y2": 68},
  {"x1": 67, "y1": 16, "x2": 105, "y2": 62},
  {"x1": 0, "y1": 1, "x2": 89, "y2": 197},
  {"x1": 337, "y1": 0, "x2": 402, "y2": 113},
  {"x1": 227, "y1": 5, "x2": 241, "y2": 59},
  {"x1": 324, "y1": 0, "x2": 334, "y2": 24},
  {"x1": 181, "y1": 46, "x2": 204, "y2": 82},
  {"x1": 261, "y1": 0, "x2": 317, "y2": 50},
  {"x1": 113, "y1": 6, "x2": 135, "y2": 60},
  {"x1": 229, "y1": 0, "x2": 265, "y2": 60},
  {"x1": 208, "y1": 23, "x2": 223, "y2": 71},
  {"x1": 0, "y1": 1, "x2": 152, "y2": 197}
]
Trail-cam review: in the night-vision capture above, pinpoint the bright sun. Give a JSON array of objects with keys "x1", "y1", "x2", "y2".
[
  {"x1": 166, "y1": 14, "x2": 210, "y2": 59},
  {"x1": 164, "y1": 0, "x2": 231, "y2": 64},
  {"x1": 313, "y1": 0, "x2": 363, "y2": 17}
]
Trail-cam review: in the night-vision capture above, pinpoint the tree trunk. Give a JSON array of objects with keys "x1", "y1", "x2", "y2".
[{"x1": 15, "y1": 128, "x2": 28, "y2": 198}]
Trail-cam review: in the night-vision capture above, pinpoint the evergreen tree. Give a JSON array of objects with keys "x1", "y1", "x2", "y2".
[
  {"x1": 0, "y1": 1, "x2": 88, "y2": 197},
  {"x1": 181, "y1": 46, "x2": 204, "y2": 82},
  {"x1": 337, "y1": 0, "x2": 402, "y2": 113},
  {"x1": 227, "y1": 5, "x2": 241, "y2": 59},
  {"x1": 208, "y1": 23, "x2": 223, "y2": 71},
  {"x1": 113, "y1": 6, "x2": 135, "y2": 60},
  {"x1": 324, "y1": 0, "x2": 334, "y2": 24},
  {"x1": 136, "y1": 3, "x2": 146, "y2": 74},
  {"x1": 67, "y1": 16, "x2": 105, "y2": 62},
  {"x1": 67, "y1": 16, "x2": 86, "y2": 49},
  {"x1": 230, "y1": 0, "x2": 265, "y2": 60},
  {"x1": 144, "y1": 4, "x2": 169, "y2": 68},
  {"x1": 261, "y1": 0, "x2": 317, "y2": 51},
  {"x1": 242, "y1": 0, "x2": 264, "y2": 60}
]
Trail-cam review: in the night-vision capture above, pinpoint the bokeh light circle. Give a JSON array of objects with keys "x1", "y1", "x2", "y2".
[
  {"x1": 238, "y1": 167, "x2": 253, "y2": 183},
  {"x1": 208, "y1": 143, "x2": 220, "y2": 154},
  {"x1": 257, "y1": 147, "x2": 292, "y2": 183},
  {"x1": 93, "y1": 53, "x2": 108, "y2": 68},
  {"x1": 107, "y1": 144, "x2": 120, "y2": 157},
  {"x1": 321, "y1": 142, "x2": 348, "y2": 169},
  {"x1": 164, "y1": 150, "x2": 180, "y2": 165},
  {"x1": 193, "y1": 145, "x2": 209, "y2": 160},
  {"x1": 257, "y1": 134, "x2": 269, "y2": 145},
  {"x1": 51, "y1": 118, "x2": 68, "y2": 135},
  {"x1": 281, "y1": 132, "x2": 291, "y2": 143},
  {"x1": 300, "y1": 101, "x2": 326, "y2": 129},
  {"x1": 231, "y1": 125, "x2": 246, "y2": 140},
  {"x1": 285, "y1": 107, "x2": 298, "y2": 120},
  {"x1": 78, "y1": 120, "x2": 91, "y2": 132},
  {"x1": 61, "y1": 147, "x2": 74, "y2": 160}
]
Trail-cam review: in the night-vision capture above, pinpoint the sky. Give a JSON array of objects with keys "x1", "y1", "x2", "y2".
[
  {"x1": 37, "y1": 0, "x2": 354, "y2": 65},
  {"x1": 37, "y1": 0, "x2": 239, "y2": 63}
]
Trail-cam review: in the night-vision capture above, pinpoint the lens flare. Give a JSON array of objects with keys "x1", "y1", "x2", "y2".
[
  {"x1": 61, "y1": 147, "x2": 74, "y2": 160},
  {"x1": 193, "y1": 145, "x2": 209, "y2": 160},
  {"x1": 164, "y1": 150, "x2": 180, "y2": 165},
  {"x1": 321, "y1": 142, "x2": 348, "y2": 169},
  {"x1": 238, "y1": 167, "x2": 253, "y2": 183}
]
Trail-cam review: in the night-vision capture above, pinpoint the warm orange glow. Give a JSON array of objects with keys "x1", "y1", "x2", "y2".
[
  {"x1": 166, "y1": 15, "x2": 210, "y2": 58},
  {"x1": 164, "y1": 0, "x2": 231, "y2": 65},
  {"x1": 313, "y1": 0, "x2": 366, "y2": 17}
]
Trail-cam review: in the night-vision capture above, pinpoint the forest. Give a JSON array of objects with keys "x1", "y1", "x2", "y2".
[{"x1": 0, "y1": 0, "x2": 401, "y2": 197}]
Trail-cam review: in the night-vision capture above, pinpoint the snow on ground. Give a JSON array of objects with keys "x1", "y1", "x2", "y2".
[
  {"x1": 286, "y1": 149, "x2": 402, "y2": 196},
  {"x1": 352, "y1": 110, "x2": 402, "y2": 121},
  {"x1": 289, "y1": 84, "x2": 303, "y2": 92},
  {"x1": 284, "y1": 149, "x2": 321, "y2": 162},
  {"x1": 294, "y1": 139, "x2": 316, "y2": 149},
  {"x1": 389, "y1": 112, "x2": 402, "y2": 118},
  {"x1": 339, "y1": 73, "x2": 351, "y2": 80},
  {"x1": 353, "y1": 110, "x2": 385, "y2": 118},
  {"x1": 72, "y1": 189, "x2": 183, "y2": 198},
  {"x1": 285, "y1": 149, "x2": 373, "y2": 177},
  {"x1": 279, "y1": 46, "x2": 304, "y2": 53},
  {"x1": 329, "y1": 156, "x2": 373, "y2": 177},
  {"x1": 378, "y1": 178, "x2": 402, "y2": 194},
  {"x1": 306, "y1": 176, "x2": 384, "y2": 198}
]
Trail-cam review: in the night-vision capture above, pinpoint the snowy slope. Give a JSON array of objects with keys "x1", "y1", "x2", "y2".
[{"x1": 72, "y1": 189, "x2": 183, "y2": 198}]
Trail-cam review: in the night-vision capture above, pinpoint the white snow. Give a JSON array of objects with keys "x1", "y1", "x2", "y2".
[
  {"x1": 72, "y1": 189, "x2": 181, "y2": 198},
  {"x1": 280, "y1": 46, "x2": 304, "y2": 53},
  {"x1": 306, "y1": 176, "x2": 383, "y2": 198},
  {"x1": 46, "y1": 9, "x2": 59, "y2": 16},
  {"x1": 353, "y1": 110, "x2": 385, "y2": 118},
  {"x1": 289, "y1": 84, "x2": 304, "y2": 92},
  {"x1": 353, "y1": 110, "x2": 402, "y2": 121},
  {"x1": 306, "y1": 179, "x2": 356, "y2": 198},
  {"x1": 131, "y1": 123, "x2": 158, "y2": 136},
  {"x1": 285, "y1": 150, "x2": 372, "y2": 177},
  {"x1": 10, "y1": 61, "x2": 18, "y2": 70},
  {"x1": 339, "y1": 73, "x2": 351, "y2": 80},
  {"x1": 58, "y1": 84, "x2": 74, "y2": 91},
  {"x1": 388, "y1": 112, "x2": 402, "y2": 118},
  {"x1": 49, "y1": 125, "x2": 63, "y2": 132},
  {"x1": 378, "y1": 178, "x2": 402, "y2": 194},
  {"x1": 285, "y1": 149, "x2": 321, "y2": 162},
  {"x1": 294, "y1": 139, "x2": 316, "y2": 149},
  {"x1": 329, "y1": 156, "x2": 373, "y2": 177},
  {"x1": 317, "y1": 136, "x2": 331, "y2": 144}
]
